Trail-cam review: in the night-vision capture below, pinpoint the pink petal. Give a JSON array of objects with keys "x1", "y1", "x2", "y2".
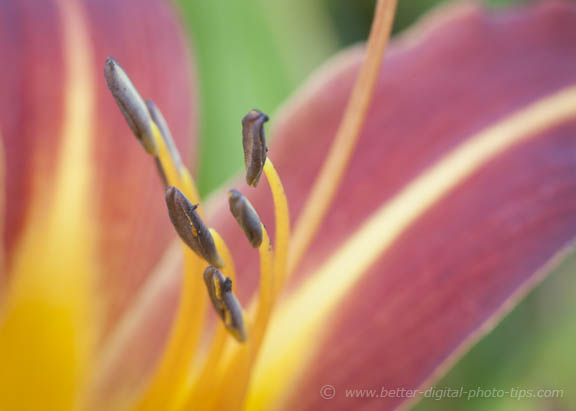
[
  {"x1": 0, "y1": 0, "x2": 195, "y2": 331},
  {"x1": 215, "y1": 1, "x2": 576, "y2": 300},
  {"x1": 255, "y1": 2, "x2": 576, "y2": 409},
  {"x1": 96, "y1": 1, "x2": 576, "y2": 407}
]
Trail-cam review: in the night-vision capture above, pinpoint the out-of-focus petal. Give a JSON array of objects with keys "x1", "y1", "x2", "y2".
[
  {"x1": 0, "y1": 0, "x2": 195, "y2": 330},
  {"x1": 90, "y1": 243, "x2": 183, "y2": 409},
  {"x1": 213, "y1": 1, "x2": 576, "y2": 300},
  {"x1": 283, "y1": 120, "x2": 576, "y2": 410},
  {"x1": 241, "y1": 2, "x2": 576, "y2": 409},
  {"x1": 0, "y1": 0, "x2": 66, "y2": 274}
]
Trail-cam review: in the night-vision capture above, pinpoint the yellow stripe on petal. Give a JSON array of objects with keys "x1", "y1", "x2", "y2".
[
  {"x1": 246, "y1": 84, "x2": 576, "y2": 410},
  {"x1": 0, "y1": 0, "x2": 98, "y2": 410}
]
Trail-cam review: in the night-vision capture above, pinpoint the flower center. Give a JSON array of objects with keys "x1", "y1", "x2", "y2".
[
  {"x1": 105, "y1": 58, "x2": 290, "y2": 410},
  {"x1": 102, "y1": 2, "x2": 398, "y2": 408}
]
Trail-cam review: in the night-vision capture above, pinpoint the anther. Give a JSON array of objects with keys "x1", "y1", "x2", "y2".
[
  {"x1": 104, "y1": 57, "x2": 157, "y2": 155},
  {"x1": 165, "y1": 186, "x2": 225, "y2": 268},
  {"x1": 203, "y1": 266, "x2": 247, "y2": 342},
  {"x1": 242, "y1": 109, "x2": 268, "y2": 187},
  {"x1": 228, "y1": 189, "x2": 263, "y2": 248},
  {"x1": 146, "y1": 99, "x2": 183, "y2": 170}
]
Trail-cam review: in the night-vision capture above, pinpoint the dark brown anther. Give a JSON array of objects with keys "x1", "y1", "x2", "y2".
[
  {"x1": 146, "y1": 99, "x2": 183, "y2": 170},
  {"x1": 104, "y1": 57, "x2": 157, "y2": 155},
  {"x1": 203, "y1": 266, "x2": 247, "y2": 342},
  {"x1": 228, "y1": 189, "x2": 263, "y2": 248},
  {"x1": 165, "y1": 186, "x2": 225, "y2": 268},
  {"x1": 242, "y1": 109, "x2": 268, "y2": 187}
]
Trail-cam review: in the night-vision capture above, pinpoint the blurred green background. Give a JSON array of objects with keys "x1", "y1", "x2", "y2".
[{"x1": 175, "y1": 0, "x2": 573, "y2": 409}]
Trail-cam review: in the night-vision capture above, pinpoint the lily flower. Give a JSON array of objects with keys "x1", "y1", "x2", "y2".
[{"x1": 2, "y1": 0, "x2": 576, "y2": 410}]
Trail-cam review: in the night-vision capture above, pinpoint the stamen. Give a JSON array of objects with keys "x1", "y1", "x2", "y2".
[
  {"x1": 146, "y1": 99, "x2": 183, "y2": 171},
  {"x1": 136, "y1": 233, "x2": 228, "y2": 411},
  {"x1": 103, "y1": 58, "x2": 209, "y2": 411},
  {"x1": 262, "y1": 159, "x2": 290, "y2": 296},
  {"x1": 179, "y1": 167, "x2": 202, "y2": 211},
  {"x1": 104, "y1": 57, "x2": 157, "y2": 155},
  {"x1": 242, "y1": 109, "x2": 268, "y2": 187},
  {"x1": 203, "y1": 267, "x2": 246, "y2": 343},
  {"x1": 228, "y1": 189, "x2": 263, "y2": 248},
  {"x1": 180, "y1": 230, "x2": 236, "y2": 410},
  {"x1": 104, "y1": 58, "x2": 200, "y2": 206},
  {"x1": 165, "y1": 186, "x2": 225, "y2": 268},
  {"x1": 211, "y1": 153, "x2": 290, "y2": 410},
  {"x1": 209, "y1": 149, "x2": 290, "y2": 409},
  {"x1": 209, "y1": 227, "x2": 274, "y2": 410},
  {"x1": 153, "y1": 158, "x2": 168, "y2": 187}
]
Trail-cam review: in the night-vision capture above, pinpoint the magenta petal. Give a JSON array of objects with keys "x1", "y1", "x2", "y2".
[
  {"x1": 87, "y1": 0, "x2": 195, "y2": 332},
  {"x1": 286, "y1": 122, "x2": 576, "y2": 410},
  {"x1": 214, "y1": 1, "x2": 576, "y2": 297},
  {"x1": 93, "y1": 1, "x2": 576, "y2": 408},
  {"x1": 254, "y1": 2, "x2": 576, "y2": 409},
  {"x1": 0, "y1": 0, "x2": 195, "y2": 331}
]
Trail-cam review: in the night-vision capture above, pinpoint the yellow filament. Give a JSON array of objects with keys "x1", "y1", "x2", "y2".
[
  {"x1": 134, "y1": 121, "x2": 207, "y2": 411},
  {"x1": 151, "y1": 121, "x2": 180, "y2": 187},
  {"x1": 211, "y1": 158, "x2": 290, "y2": 410},
  {"x1": 212, "y1": 228, "x2": 273, "y2": 411},
  {"x1": 134, "y1": 253, "x2": 205, "y2": 410},
  {"x1": 151, "y1": 121, "x2": 201, "y2": 207},
  {"x1": 250, "y1": 228, "x2": 275, "y2": 351},
  {"x1": 263, "y1": 159, "x2": 291, "y2": 297},
  {"x1": 134, "y1": 249, "x2": 205, "y2": 411},
  {"x1": 181, "y1": 230, "x2": 236, "y2": 409},
  {"x1": 180, "y1": 167, "x2": 202, "y2": 210},
  {"x1": 247, "y1": 84, "x2": 576, "y2": 410},
  {"x1": 288, "y1": 0, "x2": 397, "y2": 276}
]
